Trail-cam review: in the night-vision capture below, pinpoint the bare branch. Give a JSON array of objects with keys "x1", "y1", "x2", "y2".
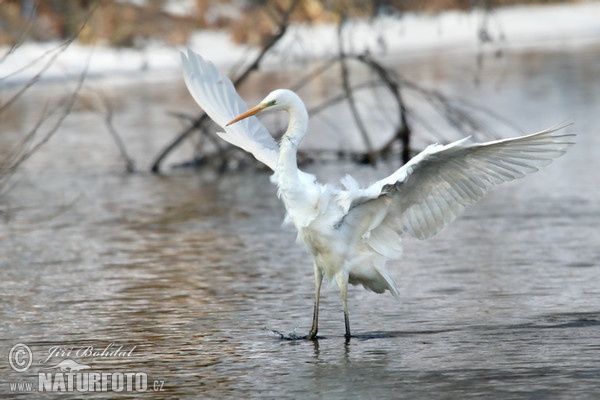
[
  {"x1": 150, "y1": 0, "x2": 301, "y2": 173},
  {"x1": 354, "y1": 53, "x2": 411, "y2": 163},
  {"x1": 0, "y1": 4, "x2": 98, "y2": 112},
  {"x1": 337, "y1": 18, "x2": 375, "y2": 165},
  {"x1": 0, "y1": 69, "x2": 87, "y2": 197},
  {"x1": 0, "y1": 4, "x2": 97, "y2": 196},
  {"x1": 96, "y1": 91, "x2": 136, "y2": 173},
  {"x1": 0, "y1": 1, "x2": 38, "y2": 64}
]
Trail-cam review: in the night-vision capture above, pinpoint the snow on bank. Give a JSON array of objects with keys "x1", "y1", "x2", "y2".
[
  {"x1": 1, "y1": 2, "x2": 599, "y2": 84},
  {"x1": 274, "y1": 2, "x2": 600, "y2": 60}
]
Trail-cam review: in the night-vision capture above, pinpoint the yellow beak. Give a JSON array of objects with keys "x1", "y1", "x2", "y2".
[{"x1": 226, "y1": 103, "x2": 267, "y2": 126}]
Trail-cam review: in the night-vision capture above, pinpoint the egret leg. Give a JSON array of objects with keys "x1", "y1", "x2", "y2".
[
  {"x1": 342, "y1": 289, "x2": 351, "y2": 340},
  {"x1": 307, "y1": 265, "x2": 323, "y2": 340},
  {"x1": 336, "y1": 273, "x2": 351, "y2": 340}
]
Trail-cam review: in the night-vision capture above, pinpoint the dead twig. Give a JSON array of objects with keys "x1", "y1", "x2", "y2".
[
  {"x1": 0, "y1": 1, "x2": 38, "y2": 64},
  {"x1": 0, "y1": 69, "x2": 87, "y2": 197},
  {"x1": 354, "y1": 53, "x2": 411, "y2": 163},
  {"x1": 337, "y1": 18, "x2": 376, "y2": 165},
  {"x1": 97, "y1": 91, "x2": 136, "y2": 173},
  {"x1": 0, "y1": 5, "x2": 96, "y2": 197}
]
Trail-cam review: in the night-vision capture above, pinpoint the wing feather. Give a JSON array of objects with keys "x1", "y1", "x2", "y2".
[
  {"x1": 345, "y1": 126, "x2": 574, "y2": 244},
  {"x1": 181, "y1": 49, "x2": 279, "y2": 170}
]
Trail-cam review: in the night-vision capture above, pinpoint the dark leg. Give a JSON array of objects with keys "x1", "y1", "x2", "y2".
[
  {"x1": 342, "y1": 286, "x2": 351, "y2": 340},
  {"x1": 337, "y1": 273, "x2": 351, "y2": 340},
  {"x1": 307, "y1": 265, "x2": 323, "y2": 340}
]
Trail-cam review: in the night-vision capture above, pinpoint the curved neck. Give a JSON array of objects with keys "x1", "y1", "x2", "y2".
[
  {"x1": 282, "y1": 95, "x2": 309, "y2": 147},
  {"x1": 276, "y1": 95, "x2": 308, "y2": 176},
  {"x1": 273, "y1": 93, "x2": 313, "y2": 227}
]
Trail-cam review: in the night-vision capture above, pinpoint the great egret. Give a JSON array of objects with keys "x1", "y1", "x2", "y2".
[{"x1": 181, "y1": 49, "x2": 574, "y2": 340}]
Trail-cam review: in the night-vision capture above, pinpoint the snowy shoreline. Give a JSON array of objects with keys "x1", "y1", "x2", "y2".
[{"x1": 1, "y1": 2, "x2": 599, "y2": 84}]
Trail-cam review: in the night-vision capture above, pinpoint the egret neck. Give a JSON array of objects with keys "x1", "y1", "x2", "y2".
[{"x1": 274, "y1": 92, "x2": 308, "y2": 192}]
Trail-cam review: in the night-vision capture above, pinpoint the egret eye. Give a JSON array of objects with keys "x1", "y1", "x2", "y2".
[{"x1": 266, "y1": 100, "x2": 277, "y2": 107}]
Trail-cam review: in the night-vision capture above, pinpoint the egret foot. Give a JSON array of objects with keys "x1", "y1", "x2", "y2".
[{"x1": 306, "y1": 329, "x2": 318, "y2": 341}]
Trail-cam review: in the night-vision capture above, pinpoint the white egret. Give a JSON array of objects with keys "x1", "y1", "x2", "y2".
[{"x1": 181, "y1": 49, "x2": 574, "y2": 340}]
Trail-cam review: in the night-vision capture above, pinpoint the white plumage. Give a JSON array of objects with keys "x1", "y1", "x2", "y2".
[{"x1": 181, "y1": 49, "x2": 574, "y2": 340}]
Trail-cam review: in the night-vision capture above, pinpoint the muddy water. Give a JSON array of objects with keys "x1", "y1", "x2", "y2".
[{"x1": 1, "y1": 44, "x2": 599, "y2": 398}]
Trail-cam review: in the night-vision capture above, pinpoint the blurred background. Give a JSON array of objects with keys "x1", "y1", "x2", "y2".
[{"x1": 0, "y1": 0, "x2": 568, "y2": 47}]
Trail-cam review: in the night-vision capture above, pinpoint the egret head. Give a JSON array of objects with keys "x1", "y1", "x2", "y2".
[{"x1": 226, "y1": 89, "x2": 299, "y2": 126}]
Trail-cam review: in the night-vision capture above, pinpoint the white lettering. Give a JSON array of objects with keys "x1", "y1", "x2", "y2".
[
  {"x1": 38, "y1": 373, "x2": 52, "y2": 391},
  {"x1": 88, "y1": 372, "x2": 101, "y2": 391},
  {"x1": 37, "y1": 372, "x2": 148, "y2": 392},
  {"x1": 51, "y1": 373, "x2": 65, "y2": 391},
  {"x1": 41, "y1": 346, "x2": 73, "y2": 364},
  {"x1": 135, "y1": 373, "x2": 147, "y2": 392},
  {"x1": 75, "y1": 371, "x2": 88, "y2": 392},
  {"x1": 112, "y1": 373, "x2": 123, "y2": 392}
]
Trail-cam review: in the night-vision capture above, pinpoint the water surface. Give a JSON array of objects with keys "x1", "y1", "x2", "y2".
[{"x1": 1, "y1": 44, "x2": 599, "y2": 398}]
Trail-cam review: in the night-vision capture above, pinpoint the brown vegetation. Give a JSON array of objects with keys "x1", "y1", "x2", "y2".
[
  {"x1": 0, "y1": 0, "x2": 204, "y2": 47},
  {"x1": 0, "y1": 1, "x2": 575, "y2": 47}
]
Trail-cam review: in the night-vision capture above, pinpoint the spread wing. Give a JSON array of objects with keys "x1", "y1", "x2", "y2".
[
  {"x1": 181, "y1": 49, "x2": 279, "y2": 170},
  {"x1": 343, "y1": 126, "x2": 575, "y2": 246}
]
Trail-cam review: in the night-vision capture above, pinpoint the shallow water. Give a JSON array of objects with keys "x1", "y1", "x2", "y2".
[{"x1": 1, "y1": 43, "x2": 599, "y2": 398}]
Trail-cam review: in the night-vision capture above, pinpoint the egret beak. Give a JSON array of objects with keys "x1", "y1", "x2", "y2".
[{"x1": 226, "y1": 103, "x2": 267, "y2": 126}]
